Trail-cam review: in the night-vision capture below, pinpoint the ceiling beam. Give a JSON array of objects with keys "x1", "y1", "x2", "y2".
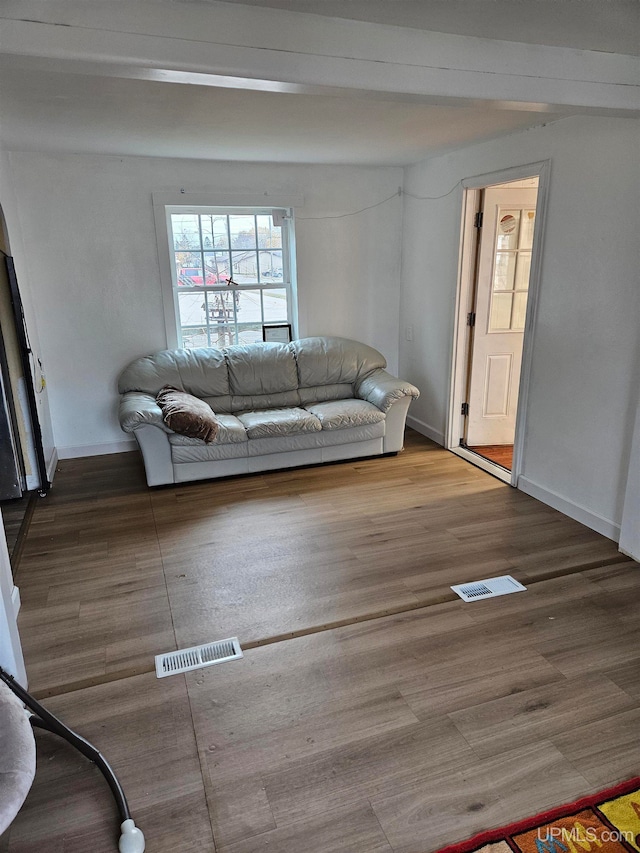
[{"x1": 0, "y1": 4, "x2": 638, "y2": 114}]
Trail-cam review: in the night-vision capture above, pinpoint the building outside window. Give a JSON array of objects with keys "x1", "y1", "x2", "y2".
[{"x1": 165, "y1": 207, "x2": 295, "y2": 348}]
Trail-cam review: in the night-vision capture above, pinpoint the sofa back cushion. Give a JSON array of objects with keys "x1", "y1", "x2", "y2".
[
  {"x1": 292, "y1": 337, "x2": 386, "y2": 388},
  {"x1": 223, "y1": 342, "x2": 300, "y2": 412},
  {"x1": 298, "y1": 383, "x2": 354, "y2": 406},
  {"x1": 118, "y1": 348, "x2": 229, "y2": 398},
  {"x1": 225, "y1": 343, "x2": 298, "y2": 396}
]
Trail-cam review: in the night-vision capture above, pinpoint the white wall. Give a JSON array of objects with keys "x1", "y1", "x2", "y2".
[
  {"x1": 1, "y1": 152, "x2": 403, "y2": 457},
  {"x1": 400, "y1": 115, "x2": 640, "y2": 537}
]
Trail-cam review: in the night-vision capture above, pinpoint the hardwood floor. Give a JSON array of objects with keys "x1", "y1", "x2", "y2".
[
  {"x1": 467, "y1": 444, "x2": 514, "y2": 470},
  {"x1": 3, "y1": 430, "x2": 639, "y2": 852}
]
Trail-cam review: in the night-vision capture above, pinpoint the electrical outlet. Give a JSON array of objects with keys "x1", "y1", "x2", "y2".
[{"x1": 405, "y1": 325, "x2": 414, "y2": 341}]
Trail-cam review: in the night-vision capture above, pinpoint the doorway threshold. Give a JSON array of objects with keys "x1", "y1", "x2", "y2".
[
  {"x1": 450, "y1": 445, "x2": 512, "y2": 484},
  {"x1": 468, "y1": 444, "x2": 513, "y2": 470}
]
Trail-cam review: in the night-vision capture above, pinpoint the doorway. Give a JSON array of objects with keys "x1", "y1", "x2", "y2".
[{"x1": 448, "y1": 164, "x2": 548, "y2": 484}]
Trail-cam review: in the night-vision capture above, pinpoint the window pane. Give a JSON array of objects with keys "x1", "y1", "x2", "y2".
[
  {"x1": 512, "y1": 292, "x2": 529, "y2": 331},
  {"x1": 257, "y1": 215, "x2": 282, "y2": 248},
  {"x1": 205, "y1": 291, "x2": 236, "y2": 325},
  {"x1": 200, "y1": 215, "x2": 229, "y2": 250},
  {"x1": 235, "y1": 289, "x2": 262, "y2": 324},
  {"x1": 208, "y1": 324, "x2": 236, "y2": 348},
  {"x1": 181, "y1": 325, "x2": 209, "y2": 349},
  {"x1": 236, "y1": 324, "x2": 263, "y2": 346},
  {"x1": 489, "y1": 292, "x2": 513, "y2": 331},
  {"x1": 515, "y1": 252, "x2": 532, "y2": 291},
  {"x1": 493, "y1": 252, "x2": 516, "y2": 291},
  {"x1": 263, "y1": 288, "x2": 288, "y2": 322},
  {"x1": 259, "y1": 250, "x2": 283, "y2": 281},
  {"x1": 229, "y1": 215, "x2": 256, "y2": 249},
  {"x1": 204, "y1": 252, "x2": 231, "y2": 284},
  {"x1": 178, "y1": 291, "x2": 207, "y2": 328},
  {"x1": 231, "y1": 251, "x2": 258, "y2": 283},
  {"x1": 496, "y1": 210, "x2": 521, "y2": 250},
  {"x1": 175, "y1": 253, "x2": 202, "y2": 287},
  {"x1": 171, "y1": 214, "x2": 201, "y2": 250},
  {"x1": 520, "y1": 209, "x2": 536, "y2": 249}
]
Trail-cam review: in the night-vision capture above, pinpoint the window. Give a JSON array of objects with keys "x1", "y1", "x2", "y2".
[
  {"x1": 488, "y1": 207, "x2": 535, "y2": 333},
  {"x1": 165, "y1": 207, "x2": 295, "y2": 349}
]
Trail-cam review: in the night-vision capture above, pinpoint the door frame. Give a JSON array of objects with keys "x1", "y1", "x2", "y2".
[{"x1": 446, "y1": 160, "x2": 551, "y2": 486}]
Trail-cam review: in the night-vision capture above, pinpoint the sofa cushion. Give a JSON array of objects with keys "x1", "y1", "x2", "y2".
[
  {"x1": 246, "y1": 421, "x2": 385, "y2": 456},
  {"x1": 298, "y1": 383, "x2": 354, "y2": 406},
  {"x1": 229, "y1": 389, "x2": 302, "y2": 413},
  {"x1": 156, "y1": 386, "x2": 220, "y2": 443},
  {"x1": 119, "y1": 348, "x2": 229, "y2": 397},
  {"x1": 167, "y1": 413, "x2": 247, "y2": 445},
  {"x1": 170, "y1": 440, "x2": 250, "y2": 464},
  {"x1": 305, "y1": 399, "x2": 386, "y2": 430},
  {"x1": 237, "y1": 408, "x2": 321, "y2": 439},
  {"x1": 225, "y1": 342, "x2": 298, "y2": 396},
  {"x1": 293, "y1": 337, "x2": 386, "y2": 388}
]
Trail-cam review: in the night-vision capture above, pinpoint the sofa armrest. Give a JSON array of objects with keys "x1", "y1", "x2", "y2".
[
  {"x1": 119, "y1": 392, "x2": 170, "y2": 433},
  {"x1": 356, "y1": 369, "x2": 420, "y2": 413}
]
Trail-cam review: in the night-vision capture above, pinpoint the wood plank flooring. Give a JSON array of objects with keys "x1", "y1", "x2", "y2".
[
  {"x1": 3, "y1": 430, "x2": 639, "y2": 852},
  {"x1": 467, "y1": 445, "x2": 514, "y2": 470}
]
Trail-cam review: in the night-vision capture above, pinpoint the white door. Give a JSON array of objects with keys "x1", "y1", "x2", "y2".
[{"x1": 466, "y1": 187, "x2": 537, "y2": 446}]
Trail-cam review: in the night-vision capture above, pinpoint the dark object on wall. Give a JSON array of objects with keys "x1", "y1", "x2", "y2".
[
  {"x1": 4, "y1": 255, "x2": 49, "y2": 496},
  {"x1": 0, "y1": 324, "x2": 23, "y2": 500}
]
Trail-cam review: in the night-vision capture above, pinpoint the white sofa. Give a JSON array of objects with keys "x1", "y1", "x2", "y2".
[{"x1": 118, "y1": 336, "x2": 419, "y2": 486}]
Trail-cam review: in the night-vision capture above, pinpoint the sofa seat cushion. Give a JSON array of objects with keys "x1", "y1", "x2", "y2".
[
  {"x1": 170, "y1": 440, "x2": 250, "y2": 463},
  {"x1": 305, "y1": 399, "x2": 385, "y2": 431},
  {"x1": 246, "y1": 420, "x2": 384, "y2": 456},
  {"x1": 168, "y1": 413, "x2": 247, "y2": 445},
  {"x1": 237, "y1": 407, "x2": 321, "y2": 439}
]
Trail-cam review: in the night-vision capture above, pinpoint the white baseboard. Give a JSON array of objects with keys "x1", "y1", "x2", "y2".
[
  {"x1": 518, "y1": 476, "x2": 621, "y2": 542},
  {"x1": 406, "y1": 415, "x2": 445, "y2": 446},
  {"x1": 11, "y1": 585, "x2": 20, "y2": 617},
  {"x1": 57, "y1": 439, "x2": 137, "y2": 460}
]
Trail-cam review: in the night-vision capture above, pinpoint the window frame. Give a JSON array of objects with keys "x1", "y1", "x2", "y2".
[{"x1": 153, "y1": 193, "x2": 300, "y2": 350}]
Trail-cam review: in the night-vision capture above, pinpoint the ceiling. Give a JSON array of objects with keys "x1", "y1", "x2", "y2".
[
  {"x1": 0, "y1": 65, "x2": 568, "y2": 166},
  {"x1": 214, "y1": 0, "x2": 640, "y2": 56},
  {"x1": 0, "y1": 0, "x2": 636, "y2": 166}
]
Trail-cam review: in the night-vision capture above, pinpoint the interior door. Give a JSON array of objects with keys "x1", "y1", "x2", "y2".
[{"x1": 466, "y1": 187, "x2": 537, "y2": 446}]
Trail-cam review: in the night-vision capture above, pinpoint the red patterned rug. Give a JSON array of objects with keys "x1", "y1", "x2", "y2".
[{"x1": 433, "y1": 778, "x2": 640, "y2": 853}]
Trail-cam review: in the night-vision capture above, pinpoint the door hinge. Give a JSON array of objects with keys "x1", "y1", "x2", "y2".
[
  {"x1": 461, "y1": 402, "x2": 469, "y2": 416},
  {"x1": 474, "y1": 211, "x2": 483, "y2": 229},
  {"x1": 467, "y1": 311, "x2": 476, "y2": 327}
]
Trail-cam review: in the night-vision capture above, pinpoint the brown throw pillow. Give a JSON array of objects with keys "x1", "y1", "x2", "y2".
[{"x1": 156, "y1": 386, "x2": 219, "y2": 443}]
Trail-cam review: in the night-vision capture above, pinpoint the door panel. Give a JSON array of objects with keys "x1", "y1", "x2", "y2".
[
  {"x1": 483, "y1": 353, "x2": 512, "y2": 417},
  {"x1": 466, "y1": 187, "x2": 537, "y2": 447}
]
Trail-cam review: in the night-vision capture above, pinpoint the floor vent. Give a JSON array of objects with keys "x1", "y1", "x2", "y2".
[
  {"x1": 155, "y1": 637, "x2": 243, "y2": 678},
  {"x1": 451, "y1": 575, "x2": 526, "y2": 602}
]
